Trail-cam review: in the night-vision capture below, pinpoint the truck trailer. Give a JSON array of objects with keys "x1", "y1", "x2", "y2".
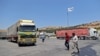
[
  {"x1": 56, "y1": 28, "x2": 98, "y2": 40},
  {"x1": 7, "y1": 20, "x2": 37, "y2": 46}
]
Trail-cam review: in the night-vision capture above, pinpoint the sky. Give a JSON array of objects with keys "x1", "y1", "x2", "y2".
[{"x1": 0, "y1": 0, "x2": 100, "y2": 29}]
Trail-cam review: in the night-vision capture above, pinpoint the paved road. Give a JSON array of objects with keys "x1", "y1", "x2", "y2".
[{"x1": 0, "y1": 38, "x2": 100, "y2": 56}]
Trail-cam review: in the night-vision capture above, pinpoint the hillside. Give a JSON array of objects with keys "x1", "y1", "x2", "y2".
[
  {"x1": 74, "y1": 21, "x2": 100, "y2": 29},
  {"x1": 39, "y1": 21, "x2": 100, "y2": 31}
]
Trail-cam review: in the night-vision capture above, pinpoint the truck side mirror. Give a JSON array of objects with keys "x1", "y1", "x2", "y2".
[{"x1": 17, "y1": 27, "x2": 18, "y2": 31}]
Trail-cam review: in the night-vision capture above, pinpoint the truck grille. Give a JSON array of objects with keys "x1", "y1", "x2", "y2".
[{"x1": 21, "y1": 35, "x2": 36, "y2": 38}]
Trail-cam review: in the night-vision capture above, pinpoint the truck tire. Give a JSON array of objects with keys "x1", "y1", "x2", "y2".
[
  {"x1": 18, "y1": 43, "x2": 22, "y2": 47},
  {"x1": 32, "y1": 43, "x2": 36, "y2": 46},
  {"x1": 57, "y1": 37, "x2": 59, "y2": 39}
]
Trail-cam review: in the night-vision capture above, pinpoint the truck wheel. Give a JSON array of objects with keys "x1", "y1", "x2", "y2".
[
  {"x1": 18, "y1": 43, "x2": 22, "y2": 47},
  {"x1": 33, "y1": 43, "x2": 36, "y2": 46},
  {"x1": 57, "y1": 37, "x2": 59, "y2": 39}
]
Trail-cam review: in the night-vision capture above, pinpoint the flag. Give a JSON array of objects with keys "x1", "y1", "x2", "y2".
[{"x1": 68, "y1": 7, "x2": 74, "y2": 12}]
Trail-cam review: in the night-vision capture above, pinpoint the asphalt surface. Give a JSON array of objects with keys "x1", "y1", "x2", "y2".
[{"x1": 0, "y1": 38, "x2": 100, "y2": 56}]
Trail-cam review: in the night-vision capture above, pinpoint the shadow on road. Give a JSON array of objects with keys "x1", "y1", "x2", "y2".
[{"x1": 71, "y1": 43, "x2": 97, "y2": 56}]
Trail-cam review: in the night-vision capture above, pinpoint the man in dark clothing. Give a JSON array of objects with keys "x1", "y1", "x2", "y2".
[{"x1": 65, "y1": 33, "x2": 70, "y2": 50}]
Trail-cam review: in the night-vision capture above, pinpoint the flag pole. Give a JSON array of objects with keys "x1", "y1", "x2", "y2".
[
  {"x1": 67, "y1": 11, "x2": 69, "y2": 27},
  {"x1": 67, "y1": 7, "x2": 74, "y2": 27}
]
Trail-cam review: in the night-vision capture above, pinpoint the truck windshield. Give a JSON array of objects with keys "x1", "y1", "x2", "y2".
[{"x1": 19, "y1": 25, "x2": 36, "y2": 32}]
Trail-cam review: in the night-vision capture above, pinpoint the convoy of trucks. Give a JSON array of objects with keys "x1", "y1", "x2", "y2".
[
  {"x1": 7, "y1": 20, "x2": 37, "y2": 46},
  {"x1": 56, "y1": 28, "x2": 98, "y2": 40}
]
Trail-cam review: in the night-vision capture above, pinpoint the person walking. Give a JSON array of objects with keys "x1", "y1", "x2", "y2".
[
  {"x1": 72, "y1": 33, "x2": 79, "y2": 53},
  {"x1": 39, "y1": 31, "x2": 46, "y2": 43},
  {"x1": 65, "y1": 32, "x2": 70, "y2": 50}
]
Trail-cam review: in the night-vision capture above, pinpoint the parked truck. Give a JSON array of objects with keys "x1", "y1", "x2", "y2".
[
  {"x1": 56, "y1": 28, "x2": 98, "y2": 40},
  {"x1": 0, "y1": 30, "x2": 7, "y2": 39},
  {"x1": 7, "y1": 20, "x2": 37, "y2": 46}
]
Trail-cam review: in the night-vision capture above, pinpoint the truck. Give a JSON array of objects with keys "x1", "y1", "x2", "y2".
[
  {"x1": 7, "y1": 19, "x2": 37, "y2": 46},
  {"x1": 0, "y1": 30, "x2": 7, "y2": 39},
  {"x1": 56, "y1": 28, "x2": 98, "y2": 40}
]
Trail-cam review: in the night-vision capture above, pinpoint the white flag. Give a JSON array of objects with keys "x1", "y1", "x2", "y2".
[{"x1": 68, "y1": 7, "x2": 74, "y2": 12}]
